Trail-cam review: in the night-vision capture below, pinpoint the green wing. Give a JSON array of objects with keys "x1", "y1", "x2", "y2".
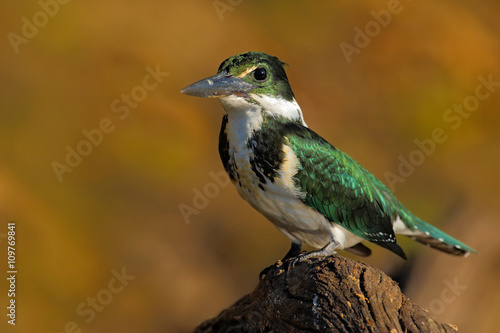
[{"x1": 285, "y1": 126, "x2": 407, "y2": 258}]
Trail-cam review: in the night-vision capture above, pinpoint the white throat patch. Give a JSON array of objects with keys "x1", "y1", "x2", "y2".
[
  {"x1": 220, "y1": 94, "x2": 307, "y2": 129},
  {"x1": 220, "y1": 95, "x2": 263, "y2": 144},
  {"x1": 252, "y1": 95, "x2": 307, "y2": 126}
]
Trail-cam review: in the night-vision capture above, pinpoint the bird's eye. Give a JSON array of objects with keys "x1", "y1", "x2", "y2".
[{"x1": 253, "y1": 67, "x2": 268, "y2": 82}]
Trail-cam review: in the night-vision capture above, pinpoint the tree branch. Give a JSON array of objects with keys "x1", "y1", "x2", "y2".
[{"x1": 194, "y1": 255, "x2": 458, "y2": 332}]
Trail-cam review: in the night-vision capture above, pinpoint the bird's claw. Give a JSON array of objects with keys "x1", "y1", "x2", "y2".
[{"x1": 286, "y1": 249, "x2": 338, "y2": 270}]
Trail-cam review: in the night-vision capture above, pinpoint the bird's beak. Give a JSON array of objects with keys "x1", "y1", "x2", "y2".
[{"x1": 181, "y1": 72, "x2": 257, "y2": 98}]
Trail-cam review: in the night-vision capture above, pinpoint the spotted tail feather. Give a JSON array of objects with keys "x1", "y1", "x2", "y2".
[{"x1": 409, "y1": 218, "x2": 477, "y2": 257}]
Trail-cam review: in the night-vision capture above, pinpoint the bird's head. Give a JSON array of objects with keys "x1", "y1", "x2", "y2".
[
  {"x1": 181, "y1": 51, "x2": 294, "y2": 101},
  {"x1": 181, "y1": 52, "x2": 304, "y2": 124}
]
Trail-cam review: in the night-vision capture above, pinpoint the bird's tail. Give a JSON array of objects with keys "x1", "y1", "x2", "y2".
[{"x1": 407, "y1": 217, "x2": 477, "y2": 257}]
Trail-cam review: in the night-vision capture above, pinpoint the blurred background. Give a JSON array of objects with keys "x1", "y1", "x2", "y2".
[{"x1": 1, "y1": 1, "x2": 499, "y2": 332}]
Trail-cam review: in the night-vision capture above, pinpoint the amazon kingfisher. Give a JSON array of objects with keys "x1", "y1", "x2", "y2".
[{"x1": 181, "y1": 51, "x2": 476, "y2": 262}]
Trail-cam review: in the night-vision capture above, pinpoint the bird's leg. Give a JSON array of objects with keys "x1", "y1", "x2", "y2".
[
  {"x1": 282, "y1": 241, "x2": 302, "y2": 261},
  {"x1": 289, "y1": 238, "x2": 340, "y2": 268},
  {"x1": 259, "y1": 241, "x2": 302, "y2": 280}
]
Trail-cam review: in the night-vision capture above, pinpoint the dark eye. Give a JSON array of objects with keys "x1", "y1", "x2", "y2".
[{"x1": 253, "y1": 67, "x2": 268, "y2": 82}]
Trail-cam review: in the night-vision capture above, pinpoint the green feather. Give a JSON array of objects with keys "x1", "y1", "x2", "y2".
[
  {"x1": 280, "y1": 124, "x2": 406, "y2": 257},
  {"x1": 252, "y1": 115, "x2": 476, "y2": 257},
  {"x1": 284, "y1": 124, "x2": 477, "y2": 257}
]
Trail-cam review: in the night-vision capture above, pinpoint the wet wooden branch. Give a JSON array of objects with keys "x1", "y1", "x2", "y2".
[{"x1": 194, "y1": 255, "x2": 458, "y2": 332}]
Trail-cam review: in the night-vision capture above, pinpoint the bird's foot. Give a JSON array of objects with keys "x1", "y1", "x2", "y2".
[
  {"x1": 287, "y1": 250, "x2": 337, "y2": 269},
  {"x1": 287, "y1": 240, "x2": 339, "y2": 269},
  {"x1": 260, "y1": 240, "x2": 339, "y2": 278}
]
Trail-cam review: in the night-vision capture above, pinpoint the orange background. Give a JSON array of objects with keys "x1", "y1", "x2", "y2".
[{"x1": 1, "y1": 1, "x2": 499, "y2": 332}]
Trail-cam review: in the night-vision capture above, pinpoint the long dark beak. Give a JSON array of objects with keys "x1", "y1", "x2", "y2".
[{"x1": 181, "y1": 72, "x2": 257, "y2": 98}]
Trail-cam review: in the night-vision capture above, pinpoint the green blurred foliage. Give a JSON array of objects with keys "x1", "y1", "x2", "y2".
[{"x1": 0, "y1": 1, "x2": 499, "y2": 332}]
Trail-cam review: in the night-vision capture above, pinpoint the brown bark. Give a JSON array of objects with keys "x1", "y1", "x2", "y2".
[{"x1": 194, "y1": 255, "x2": 458, "y2": 333}]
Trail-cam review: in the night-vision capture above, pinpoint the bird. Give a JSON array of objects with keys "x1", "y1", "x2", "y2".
[{"x1": 181, "y1": 51, "x2": 476, "y2": 262}]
